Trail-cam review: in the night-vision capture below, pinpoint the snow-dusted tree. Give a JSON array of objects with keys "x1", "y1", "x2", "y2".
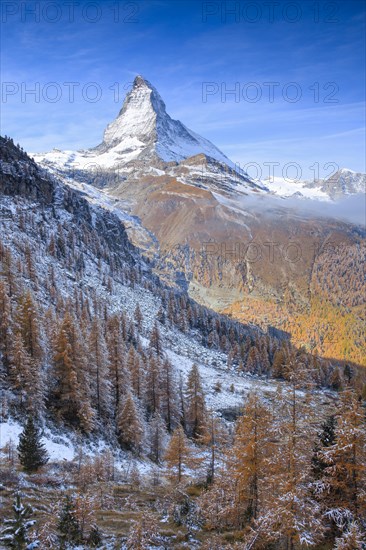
[
  {"x1": 9, "y1": 333, "x2": 33, "y2": 409},
  {"x1": 57, "y1": 495, "x2": 82, "y2": 548},
  {"x1": 149, "y1": 321, "x2": 162, "y2": 357},
  {"x1": 0, "y1": 281, "x2": 12, "y2": 371},
  {"x1": 127, "y1": 345, "x2": 143, "y2": 399},
  {"x1": 147, "y1": 412, "x2": 168, "y2": 464},
  {"x1": 117, "y1": 392, "x2": 144, "y2": 453},
  {"x1": 319, "y1": 390, "x2": 366, "y2": 540},
  {"x1": 15, "y1": 291, "x2": 42, "y2": 364},
  {"x1": 165, "y1": 425, "x2": 192, "y2": 483},
  {"x1": 74, "y1": 492, "x2": 99, "y2": 541},
  {"x1": 312, "y1": 414, "x2": 336, "y2": 480},
  {"x1": 52, "y1": 313, "x2": 81, "y2": 425},
  {"x1": 334, "y1": 522, "x2": 365, "y2": 550},
  {"x1": 52, "y1": 311, "x2": 95, "y2": 432},
  {"x1": 144, "y1": 354, "x2": 161, "y2": 416},
  {"x1": 88, "y1": 318, "x2": 112, "y2": 421},
  {"x1": 0, "y1": 492, "x2": 39, "y2": 549},
  {"x1": 134, "y1": 303, "x2": 143, "y2": 332},
  {"x1": 185, "y1": 364, "x2": 207, "y2": 440},
  {"x1": 200, "y1": 411, "x2": 228, "y2": 485},
  {"x1": 17, "y1": 416, "x2": 49, "y2": 473},
  {"x1": 229, "y1": 392, "x2": 274, "y2": 525},
  {"x1": 160, "y1": 358, "x2": 179, "y2": 432},
  {"x1": 266, "y1": 373, "x2": 324, "y2": 548},
  {"x1": 126, "y1": 513, "x2": 159, "y2": 550},
  {"x1": 107, "y1": 314, "x2": 128, "y2": 417}
]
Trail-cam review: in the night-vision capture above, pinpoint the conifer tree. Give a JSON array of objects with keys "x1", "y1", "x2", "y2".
[
  {"x1": 15, "y1": 291, "x2": 42, "y2": 363},
  {"x1": 17, "y1": 416, "x2": 49, "y2": 473},
  {"x1": 117, "y1": 392, "x2": 144, "y2": 453},
  {"x1": 0, "y1": 281, "x2": 12, "y2": 371},
  {"x1": 160, "y1": 358, "x2": 179, "y2": 432},
  {"x1": 312, "y1": 415, "x2": 336, "y2": 479},
  {"x1": 134, "y1": 303, "x2": 143, "y2": 332},
  {"x1": 127, "y1": 346, "x2": 143, "y2": 399},
  {"x1": 147, "y1": 412, "x2": 168, "y2": 464},
  {"x1": 144, "y1": 354, "x2": 161, "y2": 416},
  {"x1": 185, "y1": 364, "x2": 207, "y2": 440},
  {"x1": 228, "y1": 393, "x2": 274, "y2": 524},
  {"x1": 149, "y1": 321, "x2": 162, "y2": 356},
  {"x1": 319, "y1": 390, "x2": 366, "y2": 539},
  {"x1": 201, "y1": 411, "x2": 228, "y2": 485},
  {"x1": 0, "y1": 492, "x2": 39, "y2": 549},
  {"x1": 89, "y1": 318, "x2": 112, "y2": 420},
  {"x1": 165, "y1": 425, "x2": 191, "y2": 483},
  {"x1": 9, "y1": 334, "x2": 33, "y2": 409},
  {"x1": 57, "y1": 495, "x2": 82, "y2": 548},
  {"x1": 52, "y1": 314, "x2": 80, "y2": 424},
  {"x1": 267, "y1": 375, "x2": 323, "y2": 548},
  {"x1": 107, "y1": 315, "x2": 128, "y2": 417}
]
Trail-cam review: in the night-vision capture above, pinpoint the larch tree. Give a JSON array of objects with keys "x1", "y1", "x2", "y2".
[
  {"x1": 52, "y1": 313, "x2": 81, "y2": 425},
  {"x1": 267, "y1": 370, "x2": 324, "y2": 548},
  {"x1": 185, "y1": 364, "x2": 207, "y2": 440},
  {"x1": 147, "y1": 411, "x2": 168, "y2": 464},
  {"x1": 107, "y1": 315, "x2": 128, "y2": 418},
  {"x1": 160, "y1": 358, "x2": 179, "y2": 432},
  {"x1": 144, "y1": 354, "x2": 161, "y2": 416},
  {"x1": 0, "y1": 281, "x2": 12, "y2": 371},
  {"x1": 165, "y1": 425, "x2": 192, "y2": 483},
  {"x1": 319, "y1": 390, "x2": 366, "y2": 540},
  {"x1": 88, "y1": 318, "x2": 112, "y2": 422},
  {"x1": 228, "y1": 392, "x2": 274, "y2": 526},
  {"x1": 127, "y1": 346, "x2": 143, "y2": 399},
  {"x1": 149, "y1": 321, "x2": 162, "y2": 357},
  {"x1": 9, "y1": 333, "x2": 33, "y2": 409},
  {"x1": 200, "y1": 411, "x2": 228, "y2": 486},
  {"x1": 117, "y1": 392, "x2": 144, "y2": 454}
]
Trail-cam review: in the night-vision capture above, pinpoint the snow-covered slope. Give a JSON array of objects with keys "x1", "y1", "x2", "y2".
[{"x1": 264, "y1": 169, "x2": 365, "y2": 202}]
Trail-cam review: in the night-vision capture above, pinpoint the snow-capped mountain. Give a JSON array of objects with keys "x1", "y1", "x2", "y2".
[
  {"x1": 33, "y1": 75, "x2": 262, "y2": 195},
  {"x1": 101, "y1": 75, "x2": 235, "y2": 165},
  {"x1": 264, "y1": 168, "x2": 365, "y2": 201}
]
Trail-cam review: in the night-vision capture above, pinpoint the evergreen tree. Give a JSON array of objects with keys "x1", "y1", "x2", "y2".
[
  {"x1": 57, "y1": 495, "x2": 82, "y2": 548},
  {"x1": 312, "y1": 414, "x2": 336, "y2": 479},
  {"x1": 17, "y1": 416, "x2": 49, "y2": 473},
  {"x1": 0, "y1": 492, "x2": 39, "y2": 549}
]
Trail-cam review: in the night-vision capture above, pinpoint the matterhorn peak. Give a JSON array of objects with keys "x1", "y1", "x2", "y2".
[{"x1": 101, "y1": 75, "x2": 234, "y2": 166}]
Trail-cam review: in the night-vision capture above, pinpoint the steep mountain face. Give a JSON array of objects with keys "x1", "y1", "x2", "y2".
[
  {"x1": 31, "y1": 77, "x2": 365, "y2": 365},
  {"x1": 33, "y1": 75, "x2": 261, "y2": 194},
  {"x1": 316, "y1": 168, "x2": 365, "y2": 199},
  {"x1": 101, "y1": 75, "x2": 235, "y2": 166}
]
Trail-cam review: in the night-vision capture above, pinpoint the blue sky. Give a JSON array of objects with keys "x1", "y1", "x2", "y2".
[{"x1": 1, "y1": 0, "x2": 365, "y2": 179}]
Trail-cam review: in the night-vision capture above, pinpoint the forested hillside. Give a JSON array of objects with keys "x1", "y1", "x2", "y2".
[{"x1": 0, "y1": 136, "x2": 365, "y2": 548}]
